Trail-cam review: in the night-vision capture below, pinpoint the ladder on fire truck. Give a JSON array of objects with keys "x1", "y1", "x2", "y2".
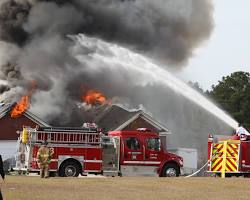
[{"x1": 24, "y1": 127, "x2": 101, "y2": 146}]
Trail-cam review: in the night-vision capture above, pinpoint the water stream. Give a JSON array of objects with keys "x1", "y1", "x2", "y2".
[{"x1": 72, "y1": 34, "x2": 238, "y2": 129}]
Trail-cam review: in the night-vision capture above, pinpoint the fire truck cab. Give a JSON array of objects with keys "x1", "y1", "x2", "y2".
[
  {"x1": 108, "y1": 129, "x2": 183, "y2": 177},
  {"x1": 14, "y1": 126, "x2": 183, "y2": 177},
  {"x1": 207, "y1": 134, "x2": 250, "y2": 177}
]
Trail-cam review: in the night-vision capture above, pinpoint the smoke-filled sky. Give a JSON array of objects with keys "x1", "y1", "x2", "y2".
[
  {"x1": 0, "y1": 0, "x2": 248, "y2": 92},
  {"x1": 178, "y1": 0, "x2": 250, "y2": 90},
  {"x1": 0, "y1": 0, "x2": 235, "y2": 152},
  {"x1": 0, "y1": 0, "x2": 214, "y2": 111}
]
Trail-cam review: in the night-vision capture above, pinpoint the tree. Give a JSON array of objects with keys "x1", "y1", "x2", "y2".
[
  {"x1": 187, "y1": 81, "x2": 204, "y2": 94},
  {"x1": 208, "y1": 71, "x2": 250, "y2": 130}
]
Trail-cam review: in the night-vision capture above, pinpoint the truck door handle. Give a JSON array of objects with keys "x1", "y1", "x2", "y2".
[{"x1": 145, "y1": 155, "x2": 149, "y2": 159}]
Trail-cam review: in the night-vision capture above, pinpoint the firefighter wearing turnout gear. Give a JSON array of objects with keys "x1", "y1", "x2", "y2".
[{"x1": 37, "y1": 141, "x2": 53, "y2": 178}]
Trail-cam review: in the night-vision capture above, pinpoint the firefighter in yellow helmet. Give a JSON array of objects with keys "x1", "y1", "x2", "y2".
[{"x1": 36, "y1": 141, "x2": 53, "y2": 178}]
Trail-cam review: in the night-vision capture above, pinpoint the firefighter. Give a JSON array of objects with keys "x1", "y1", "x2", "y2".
[
  {"x1": 37, "y1": 141, "x2": 53, "y2": 178},
  {"x1": 0, "y1": 155, "x2": 5, "y2": 200},
  {"x1": 236, "y1": 123, "x2": 250, "y2": 136}
]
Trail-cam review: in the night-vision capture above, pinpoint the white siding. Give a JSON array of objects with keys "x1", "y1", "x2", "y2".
[{"x1": 0, "y1": 140, "x2": 17, "y2": 160}]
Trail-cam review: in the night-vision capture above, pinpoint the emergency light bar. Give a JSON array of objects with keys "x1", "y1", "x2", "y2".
[{"x1": 82, "y1": 123, "x2": 98, "y2": 129}]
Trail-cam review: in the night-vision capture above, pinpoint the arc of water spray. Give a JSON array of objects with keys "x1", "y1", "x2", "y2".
[{"x1": 73, "y1": 34, "x2": 238, "y2": 129}]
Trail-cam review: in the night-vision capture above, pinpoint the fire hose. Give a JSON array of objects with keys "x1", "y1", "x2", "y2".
[
  {"x1": 184, "y1": 160, "x2": 210, "y2": 178},
  {"x1": 184, "y1": 148, "x2": 226, "y2": 178}
]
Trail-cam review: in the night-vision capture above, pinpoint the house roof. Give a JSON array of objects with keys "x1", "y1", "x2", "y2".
[
  {"x1": 0, "y1": 103, "x2": 50, "y2": 127},
  {"x1": 94, "y1": 105, "x2": 170, "y2": 133},
  {"x1": 0, "y1": 103, "x2": 169, "y2": 133},
  {"x1": 93, "y1": 105, "x2": 139, "y2": 131}
]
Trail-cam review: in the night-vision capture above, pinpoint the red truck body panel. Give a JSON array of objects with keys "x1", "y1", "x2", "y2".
[
  {"x1": 30, "y1": 145, "x2": 102, "y2": 172},
  {"x1": 239, "y1": 138, "x2": 250, "y2": 171}
]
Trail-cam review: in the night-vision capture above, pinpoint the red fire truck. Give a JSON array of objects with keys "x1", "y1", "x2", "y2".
[
  {"x1": 207, "y1": 134, "x2": 250, "y2": 177},
  {"x1": 14, "y1": 126, "x2": 183, "y2": 177}
]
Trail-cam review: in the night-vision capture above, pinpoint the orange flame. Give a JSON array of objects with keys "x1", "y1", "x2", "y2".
[
  {"x1": 11, "y1": 80, "x2": 37, "y2": 118},
  {"x1": 11, "y1": 96, "x2": 30, "y2": 118},
  {"x1": 83, "y1": 90, "x2": 106, "y2": 105}
]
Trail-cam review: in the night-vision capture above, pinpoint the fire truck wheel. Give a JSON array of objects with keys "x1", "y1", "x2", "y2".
[
  {"x1": 162, "y1": 163, "x2": 180, "y2": 177},
  {"x1": 244, "y1": 174, "x2": 250, "y2": 178},
  {"x1": 59, "y1": 160, "x2": 81, "y2": 177}
]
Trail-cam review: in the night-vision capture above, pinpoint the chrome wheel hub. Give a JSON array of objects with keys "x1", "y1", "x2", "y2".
[
  {"x1": 166, "y1": 168, "x2": 177, "y2": 177},
  {"x1": 65, "y1": 165, "x2": 76, "y2": 177}
]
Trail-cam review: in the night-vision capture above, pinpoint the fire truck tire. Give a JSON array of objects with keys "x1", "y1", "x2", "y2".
[
  {"x1": 59, "y1": 160, "x2": 81, "y2": 177},
  {"x1": 162, "y1": 163, "x2": 180, "y2": 177},
  {"x1": 244, "y1": 174, "x2": 250, "y2": 178}
]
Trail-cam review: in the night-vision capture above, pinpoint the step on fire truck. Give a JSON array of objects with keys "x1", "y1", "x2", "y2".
[
  {"x1": 207, "y1": 134, "x2": 250, "y2": 177},
  {"x1": 14, "y1": 125, "x2": 183, "y2": 177}
]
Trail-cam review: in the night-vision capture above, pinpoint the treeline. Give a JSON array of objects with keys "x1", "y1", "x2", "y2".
[{"x1": 188, "y1": 71, "x2": 250, "y2": 130}]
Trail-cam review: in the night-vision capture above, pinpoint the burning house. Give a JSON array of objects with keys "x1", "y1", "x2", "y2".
[{"x1": 0, "y1": 103, "x2": 49, "y2": 164}]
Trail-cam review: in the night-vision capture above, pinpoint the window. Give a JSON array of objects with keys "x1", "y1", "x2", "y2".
[
  {"x1": 147, "y1": 138, "x2": 161, "y2": 151},
  {"x1": 126, "y1": 137, "x2": 140, "y2": 150}
]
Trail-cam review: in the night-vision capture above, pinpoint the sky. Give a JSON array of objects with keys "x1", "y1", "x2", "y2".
[{"x1": 177, "y1": 0, "x2": 250, "y2": 91}]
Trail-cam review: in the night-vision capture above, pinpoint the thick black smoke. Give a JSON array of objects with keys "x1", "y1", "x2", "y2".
[
  {"x1": 0, "y1": 85, "x2": 10, "y2": 94},
  {"x1": 0, "y1": 62, "x2": 21, "y2": 81},
  {"x1": 0, "y1": 0, "x2": 30, "y2": 45},
  {"x1": 0, "y1": 0, "x2": 213, "y2": 63},
  {"x1": 0, "y1": 0, "x2": 215, "y2": 111},
  {"x1": 0, "y1": 0, "x2": 214, "y2": 99}
]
